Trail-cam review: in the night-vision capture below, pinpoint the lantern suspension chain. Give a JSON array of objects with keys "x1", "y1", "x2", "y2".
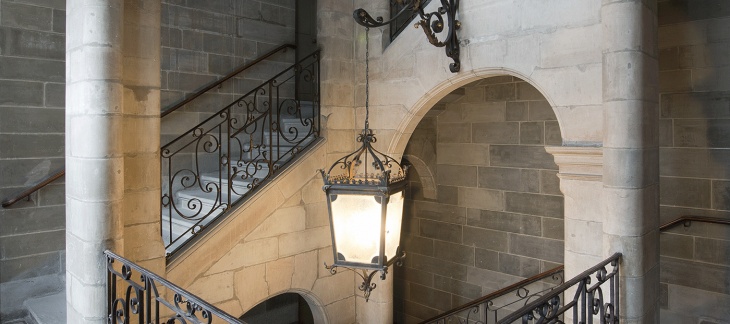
[{"x1": 364, "y1": 27, "x2": 370, "y2": 133}]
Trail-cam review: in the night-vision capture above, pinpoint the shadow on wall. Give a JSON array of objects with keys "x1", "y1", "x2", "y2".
[
  {"x1": 394, "y1": 76, "x2": 564, "y2": 322},
  {"x1": 657, "y1": 1, "x2": 730, "y2": 323}
]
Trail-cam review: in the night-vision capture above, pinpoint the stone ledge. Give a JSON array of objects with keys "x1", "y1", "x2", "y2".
[{"x1": 545, "y1": 145, "x2": 603, "y2": 181}]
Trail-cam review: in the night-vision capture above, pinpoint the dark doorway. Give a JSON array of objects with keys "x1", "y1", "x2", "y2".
[{"x1": 240, "y1": 293, "x2": 314, "y2": 324}]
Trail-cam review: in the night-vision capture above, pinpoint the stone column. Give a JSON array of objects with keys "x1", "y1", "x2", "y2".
[
  {"x1": 66, "y1": 1, "x2": 124, "y2": 322},
  {"x1": 66, "y1": 0, "x2": 163, "y2": 321},
  {"x1": 601, "y1": 0, "x2": 660, "y2": 323}
]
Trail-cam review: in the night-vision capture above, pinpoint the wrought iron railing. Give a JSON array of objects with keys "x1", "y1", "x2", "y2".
[
  {"x1": 498, "y1": 253, "x2": 621, "y2": 324},
  {"x1": 420, "y1": 266, "x2": 564, "y2": 324},
  {"x1": 161, "y1": 50, "x2": 321, "y2": 256},
  {"x1": 105, "y1": 250, "x2": 245, "y2": 323}
]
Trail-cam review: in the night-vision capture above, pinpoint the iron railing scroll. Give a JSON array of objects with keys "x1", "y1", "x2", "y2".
[
  {"x1": 498, "y1": 253, "x2": 621, "y2": 324},
  {"x1": 420, "y1": 266, "x2": 564, "y2": 324},
  {"x1": 105, "y1": 250, "x2": 245, "y2": 324},
  {"x1": 161, "y1": 50, "x2": 321, "y2": 256}
]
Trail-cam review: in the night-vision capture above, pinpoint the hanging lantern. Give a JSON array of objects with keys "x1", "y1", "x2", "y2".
[{"x1": 320, "y1": 129, "x2": 408, "y2": 301}]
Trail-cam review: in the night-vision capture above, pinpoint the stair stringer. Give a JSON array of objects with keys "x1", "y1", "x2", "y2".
[{"x1": 165, "y1": 139, "x2": 357, "y2": 323}]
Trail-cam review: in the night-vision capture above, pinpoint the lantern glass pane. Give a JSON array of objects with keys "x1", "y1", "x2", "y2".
[
  {"x1": 384, "y1": 191, "x2": 404, "y2": 261},
  {"x1": 330, "y1": 194, "x2": 382, "y2": 264}
]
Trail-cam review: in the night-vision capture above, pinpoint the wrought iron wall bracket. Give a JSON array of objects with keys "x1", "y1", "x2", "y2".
[{"x1": 353, "y1": 0, "x2": 461, "y2": 72}]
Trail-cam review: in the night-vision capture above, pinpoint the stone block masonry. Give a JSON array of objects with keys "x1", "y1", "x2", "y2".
[
  {"x1": 394, "y1": 77, "x2": 564, "y2": 322},
  {"x1": 0, "y1": 0, "x2": 67, "y2": 320},
  {"x1": 657, "y1": 0, "x2": 730, "y2": 322},
  {"x1": 160, "y1": 0, "x2": 297, "y2": 136}
]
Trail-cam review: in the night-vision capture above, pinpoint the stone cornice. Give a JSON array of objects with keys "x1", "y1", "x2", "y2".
[{"x1": 546, "y1": 146, "x2": 603, "y2": 182}]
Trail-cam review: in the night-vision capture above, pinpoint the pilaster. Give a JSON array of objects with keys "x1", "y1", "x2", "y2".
[
  {"x1": 545, "y1": 146, "x2": 604, "y2": 280},
  {"x1": 601, "y1": 0, "x2": 660, "y2": 322}
]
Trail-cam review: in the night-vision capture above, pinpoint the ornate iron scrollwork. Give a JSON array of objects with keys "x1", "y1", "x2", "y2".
[
  {"x1": 354, "y1": 0, "x2": 461, "y2": 72},
  {"x1": 106, "y1": 250, "x2": 242, "y2": 323},
  {"x1": 161, "y1": 51, "x2": 321, "y2": 257}
]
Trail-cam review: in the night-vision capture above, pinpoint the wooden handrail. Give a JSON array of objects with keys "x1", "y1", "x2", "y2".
[
  {"x1": 1, "y1": 168, "x2": 65, "y2": 207},
  {"x1": 161, "y1": 43, "x2": 296, "y2": 117},
  {"x1": 2, "y1": 44, "x2": 297, "y2": 208},
  {"x1": 660, "y1": 215, "x2": 730, "y2": 232},
  {"x1": 419, "y1": 265, "x2": 564, "y2": 324}
]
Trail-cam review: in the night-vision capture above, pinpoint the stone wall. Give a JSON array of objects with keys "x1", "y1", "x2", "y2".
[
  {"x1": 160, "y1": 0, "x2": 296, "y2": 139},
  {"x1": 394, "y1": 77, "x2": 564, "y2": 323},
  {"x1": 0, "y1": 0, "x2": 67, "y2": 318},
  {"x1": 657, "y1": 0, "x2": 730, "y2": 322}
]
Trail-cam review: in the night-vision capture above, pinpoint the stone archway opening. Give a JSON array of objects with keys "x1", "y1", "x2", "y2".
[
  {"x1": 393, "y1": 75, "x2": 565, "y2": 322},
  {"x1": 240, "y1": 292, "x2": 321, "y2": 324}
]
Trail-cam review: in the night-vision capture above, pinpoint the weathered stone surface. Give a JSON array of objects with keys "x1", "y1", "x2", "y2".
[
  {"x1": 414, "y1": 201, "x2": 466, "y2": 224},
  {"x1": 472, "y1": 122, "x2": 519, "y2": 144},
  {"x1": 437, "y1": 164, "x2": 477, "y2": 187},
  {"x1": 478, "y1": 167, "x2": 539, "y2": 192},
  {"x1": 207, "y1": 237, "x2": 278, "y2": 274},
  {"x1": 467, "y1": 209, "x2": 542, "y2": 236},
  {"x1": 490, "y1": 145, "x2": 558, "y2": 169},
  {"x1": 661, "y1": 257, "x2": 730, "y2": 294},
  {"x1": 419, "y1": 219, "x2": 462, "y2": 243},
  {"x1": 245, "y1": 206, "x2": 306, "y2": 241},
  {"x1": 694, "y1": 237, "x2": 730, "y2": 264},
  {"x1": 659, "y1": 233, "x2": 693, "y2": 259},
  {"x1": 437, "y1": 123, "x2": 472, "y2": 143},
  {"x1": 660, "y1": 176, "x2": 711, "y2": 209},
  {"x1": 434, "y1": 241, "x2": 474, "y2": 266},
  {"x1": 405, "y1": 253, "x2": 468, "y2": 282},
  {"x1": 505, "y1": 192, "x2": 564, "y2": 218},
  {"x1": 408, "y1": 283, "x2": 452, "y2": 311},
  {"x1": 499, "y1": 253, "x2": 540, "y2": 277},
  {"x1": 458, "y1": 187, "x2": 504, "y2": 211},
  {"x1": 436, "y1": 143, "x2": 490, "y2": 166},
  {"x1": 474, "y1": 248, "x2": 499, "y2": 271},
  {"x1": 509, "y1": 234, "x2": 564, "y2": 263},
  {"x1": 520, "y1": 121, "x2": 544, "y2": 145},
  {"x1": 506, "y1": 101, "x2": 528, "y2": 121},
  {"x1": 0, "y1": 229, "x2": 63, "y2": 259},
  {"x1": 463, "y1": 227, "x2": 509, "y2": 252},
  {"x1": 434, "y1": 275, "x2": 482, "y2": 300}
]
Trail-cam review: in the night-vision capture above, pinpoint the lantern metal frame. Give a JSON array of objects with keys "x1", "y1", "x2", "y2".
[
  {"x1": 319, "y1": 129, "x2": 409, "y2": 301},
  {"x1": 353, "y1": 0, "x2": 461, "y2": 72}
]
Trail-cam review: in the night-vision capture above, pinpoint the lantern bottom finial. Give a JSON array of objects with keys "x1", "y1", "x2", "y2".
[{"x1": 323, "y1": 250, "x2": 406, "y2": 302}]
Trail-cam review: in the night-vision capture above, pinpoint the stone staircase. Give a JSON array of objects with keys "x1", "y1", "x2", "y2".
[{"x1": 23, "y1": 293, "x2": 65, "y2": 324}]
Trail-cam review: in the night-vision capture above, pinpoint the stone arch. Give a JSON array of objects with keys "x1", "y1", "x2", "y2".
[
  {"x1": 240, "y1": 289, "x2": 329, "y2": 324},
  {"x1": 403, "y1": 155, "x2": 438, "y2": 199},
  {"x1": 393, "y1": 74, "x2": 567, "y2": 322},
  {"x1": 387, "y1": 69, "x2": 567, "y2": 157}
]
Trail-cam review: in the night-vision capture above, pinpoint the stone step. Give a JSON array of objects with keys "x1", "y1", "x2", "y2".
[{"x1": 24, "y1": 292, "x2": 66, "y2": 324}]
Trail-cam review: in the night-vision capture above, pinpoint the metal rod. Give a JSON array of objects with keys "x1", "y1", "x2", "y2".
[
  {"x1": 660, "y1": 215, "x2": 730, "y2": 231},
  {"x1": 1, "y1": 168, "x2": 64, "y2": 208}
]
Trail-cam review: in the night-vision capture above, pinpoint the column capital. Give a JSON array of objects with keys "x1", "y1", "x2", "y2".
[{"x1": 545, "y1": 146, "x2": 603, "y2": 182}]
